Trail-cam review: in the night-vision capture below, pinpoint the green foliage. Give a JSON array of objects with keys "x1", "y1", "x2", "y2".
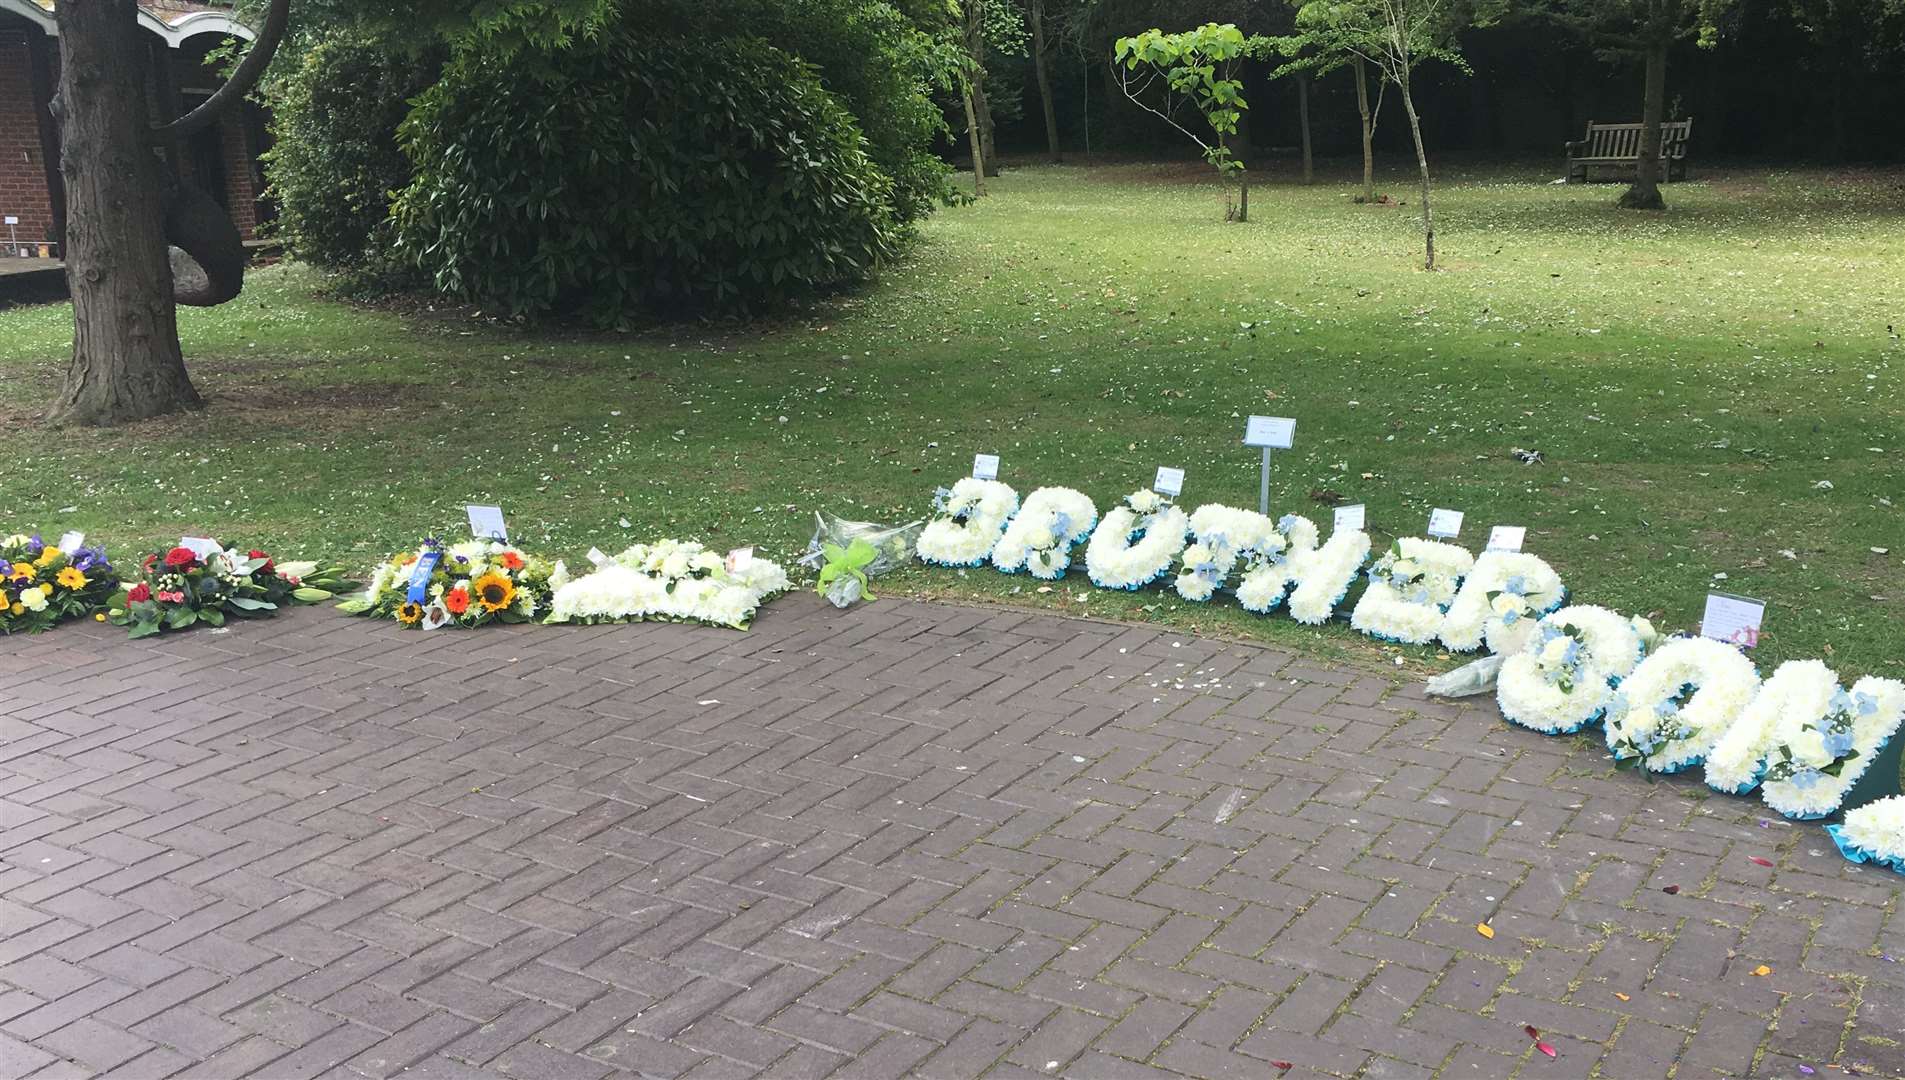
[
  {"x1": 1540, "y1": 0, "x2": 1738, "y2": 54},
  {"x1": 815, "y1": 539, "x2": 879, "y2": 603},
  {"x1": 1113, "y1": 23, "x2": 1254, "y2": 178},
  {"x1": 392, "y1": 33, "x2": 901, "y2": 322},
  {"x1": 262, "y1": 30, "x2": 444, "y2": 285}
]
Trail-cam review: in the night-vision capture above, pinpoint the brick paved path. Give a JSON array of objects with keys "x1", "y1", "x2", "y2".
[{"x1": 1, "y1": 597, "x2": 1899, "y2": 1080}]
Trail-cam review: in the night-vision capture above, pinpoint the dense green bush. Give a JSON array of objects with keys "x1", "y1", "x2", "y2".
[
  {"x1": 641, "y1": 0, "x2": 959, "y2": 222},
  {"x1": 392, "y1": 33, "x2": 900, "y2": 321},
  {"x1": 262, "y1": 31, "x2": 443, "y2": 278}
]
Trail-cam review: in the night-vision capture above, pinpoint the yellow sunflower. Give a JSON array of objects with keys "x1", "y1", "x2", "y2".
[
  {"x1": 472, "y1": 572, "x2": 515, "y2": 613},
  {"x1": 10, "y1": 564, "x2": 35, "y2": 582},
  {"x1": 57, "y1": 567, "x2": 88, "y2": 590},
  {"x1": 396, "y1": 601, "x2": 424, "y2": 625}
]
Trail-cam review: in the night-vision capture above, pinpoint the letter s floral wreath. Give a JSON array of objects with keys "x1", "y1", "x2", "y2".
[
  {"x1": 993, "y1": 487, "x2": 1097, "y2": 580},
  {"x1": 1086, "y1": 490, "x2": 1189, "y2": 591},
  {"x1": 916, "y1": 479, "x2": 1018, "y2": 567}
]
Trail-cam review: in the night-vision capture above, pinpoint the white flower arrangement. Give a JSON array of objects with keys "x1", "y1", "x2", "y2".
[
  {"x1": 1496, "y1": 605, "x2": 1650, "y2": 734},
  {"x1": 1705, "y1": 660, "x2": 1832, "y2": 795},
  {"x1": 1350, "y1": 538, "x2": 1475, "y2": 645},
  {"x1": 1439, "y1": 551, "x2": 1565, "y2": 655},
  {"x1": 1827, "y1": 796, "x2": 1905, "y2": 875},
  {"x1": 1603, "y1": 637, "x2": 1761, "y2": 774},
  {"x1": 1233, "y1": 515, "x2": 1370, "y2": 624},
  {"x1": 1085, "y1": 490, "x2": 1190, "y2": 591},
  {"x1": 1174, "y1": 505, "x2": 1278, "y2": 602},
  {"x1": 993, "y1": 487, "x2": 1098, "y2": 580},
  {"x1": 548, "y1": 540, "x2": 789, "y2": 629},
  {"x1": 1758, "y1": 675, "x2": 1905, "y2": 819},
  {"x1": 916, "y1": 478, "x2": 1019, "y2": 568}
]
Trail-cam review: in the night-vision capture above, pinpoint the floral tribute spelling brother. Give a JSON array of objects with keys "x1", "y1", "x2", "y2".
[{"x1": 909, "y1": 471, "x2": 1905, "y2": 871}]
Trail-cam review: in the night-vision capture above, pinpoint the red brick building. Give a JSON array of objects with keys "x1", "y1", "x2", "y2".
[{"x1": 0, "y1": 0, "x2": 266, "y2": 255}]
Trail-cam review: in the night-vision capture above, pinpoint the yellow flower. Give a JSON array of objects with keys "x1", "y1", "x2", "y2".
[
  {"x1": 57, "y1": 567, "x2": 88, "y2": 590},
  {"x1": 95, "y1": 613, "x2": 107, "y2": 622},
  {"x1": 472, "y1": 572, "x2": 515, "y2": 613},
  {"x1": 39, "y1": 583, "x2": 53, "y2": 596},
  {"x1": 8, "y1": 603, "x2": 21, "y2": 616},
  {"x1": 396, "y1": 601, "x2": 424, "y2": 626},
  {"x1": 10, "y1": 564, "x2": 34, "y2": 582},
  {"x1": 35, "y1": 547, "x2": 62, "y2": 566}
]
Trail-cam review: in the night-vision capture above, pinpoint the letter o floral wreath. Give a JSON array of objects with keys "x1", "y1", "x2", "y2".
[
  {"x1": 1603, "y1": 637, "x2": 1761, "y2": 775},
  {"x1": 1496, "y1": 605, "x2": 1651, "y2": 735},
  {"x1": 993, "y1": 487, "x2": 1098, "y2": 580},
  {"x1": 1827, "y1": 796, "x2": 1905, "y2": 876},
  {"x1": 1085, "y1": 490, "x2": 1189, "y2": 591},
  {"x1": 916, "y1": 478, "x2": 1019, "y2": 568}
]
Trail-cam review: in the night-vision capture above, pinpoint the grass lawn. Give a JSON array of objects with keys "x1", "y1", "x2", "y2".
[{"x1": 1, "y1": 161, "x2": 1900, "y2": 676}]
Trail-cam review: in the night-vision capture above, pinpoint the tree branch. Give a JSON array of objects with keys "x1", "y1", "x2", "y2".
[{"x1": 149, "y1": 0, "x2": 289, "y2": 143}]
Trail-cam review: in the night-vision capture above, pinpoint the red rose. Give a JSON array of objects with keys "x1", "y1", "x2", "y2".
[
  {"x1": 248, "y1": 550, "x2": 275, "y2": 574},
  {"x1": 143, "y1": 553, "x2": 158, "y2": 573},
  {"x1": 164, "y1": 547, "x2": 198, "y2": 568},
  {"x1": 127, "y1": 582, "x2": 151, "y2": 603}
]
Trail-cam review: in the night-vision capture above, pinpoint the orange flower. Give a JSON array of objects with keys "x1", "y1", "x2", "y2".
[
  {"x1": 443, "y1": 588, "x2": 470, "y2": 615},
  {"x1": 472, "y1": 572, "x2": 515, "y2": 613},
  {"x1": 499, "y1": 551, "x2": 525, "y2": 571}
]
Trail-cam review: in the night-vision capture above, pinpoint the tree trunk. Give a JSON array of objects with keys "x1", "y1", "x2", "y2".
[
  {"x1": 1398, "y1": 75, "x2": 1434, "y2": 270},
  {"x1": 1297, "y1": 74, "x2": 1313, "y2": 185},
  {"x1": 1619, "y1": 40, "x2": 1668, "y2": 210},
  {"x1": 974, "y1": 79, "x2": 998, "y2": 175},
  {"x1": 48, "y1": 0, "x2": 201, "y2": 426},
  {"x1": 961, "y1": 78, "x2": 987, "y2": 196},
  {"x1": 1028, "y1": 0, "x2": 1060, "y2": 163},
  {"x1": 964, "y1": 0, "x2": 998, "y2": 176},
  {"x1": 1236, "y1": 170, "x2": 1248, "y2": 223},
  {"x1": 1353, "y1": 54, "x2": 1375, "y2": 202}
]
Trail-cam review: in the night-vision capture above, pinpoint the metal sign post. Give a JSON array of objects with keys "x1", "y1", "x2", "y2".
[{"x1": 1243, "y1": 416, "x2": 1296, "y2": 516}]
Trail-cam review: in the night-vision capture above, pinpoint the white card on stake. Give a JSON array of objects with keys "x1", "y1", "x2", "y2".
[
  {"x1": 57, "y1": 531, "x2": 85, "y2": 552},
  {"x1": 971, "y1": 454, "x2": 1000, "y2": 480},
  {"x1": 1426, "y1": 508, "x2": 1464, "y2": 539},
  {"x1": 1243, "y1": 415, "x2": 1296, "y2": 450},
  {"x1": 1334, "y1": 504, "x2": 1366, "y2": 532},
  {"x1": 587, "y1": 547, "x2": 610, "y2": 568},
  {"x1": 1153, "y1": 467, "x2": 1184, "y2": 497},
  {"x1": 726, "y1": 546, "x2": 755, "y2": 573},
  {"x1": 1486, "y1": 526, "x2": 1525, "y2": 553},
  {"x1": 179, "y1": 536, "x2": 222, "y2": 559},
  {"x1": 466, "y1": 505, "x2": 508, "y2": 542},
  {"x1": 1701, "y1": 593, "x2": 1766, "y2": 648}
]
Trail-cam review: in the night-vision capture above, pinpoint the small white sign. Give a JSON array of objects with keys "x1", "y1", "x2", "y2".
[
  {"x1": 1243, "y1": 415, "x2": 1296, "y2": 450},
  {"x1": 1486, "y1": 526, "x2": 1525, "y2": 553},
  {"x1": 1427, "y1": 508, "x2": 1464, "y2": 539},
  {"x1": 972, "y1": 453, "x2": 1000, "y2": 481},
  {"x1": 466, "y1": 505, "x2": 508, "y2": 542},
  {"x1": 587, "y1": 547, "x2": 610, "y2": 568},
  {"x1": 1702, "y1": 593, "x2": 1766, "y2": 649},
  {"x1": 3, "y1": 216, "x2": 16, "y2": 226},
  {"x1": 1334, "y1": 504, "x2": 1366, "y2": 532},
  {"x1": 726, "y1": 546, "x2": 755, "y2": 573},
  {"x1": 1153, "y1": 466, "x2": 1185, "y2": 498},
  {"x1": 57, "y1": 531, "x2": 85, "y2": 552},
  {"x1": 179, "y1": 536, "x2": 222, "y2": 559}
]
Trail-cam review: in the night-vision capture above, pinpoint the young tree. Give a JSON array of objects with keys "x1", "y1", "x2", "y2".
[
  {"x1": 1544, "y1": 0, "x2": 1735, "y2": 210},
  {"x1": 1021, "y1": 0, "x2": 1086, "y2": 162},
  {"x1": 1285, "y1": 0, "x2": 1502, "y2": 267},
  {"x1": 1113, "y1": 22, "x2": 1256, "y2": 221},
  {"x1": 1266, "y1": 8, "x2": 1387, "y2": 202}
]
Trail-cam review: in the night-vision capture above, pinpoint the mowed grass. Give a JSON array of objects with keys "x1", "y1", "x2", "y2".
[{"x1": 1, "y1": 161, "x2": 1900, "y2": 675}]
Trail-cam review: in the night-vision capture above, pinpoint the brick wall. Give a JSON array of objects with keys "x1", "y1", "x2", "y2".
[
  {"x1": 218, "y1": 108, "x2": 257, "y2": 238},
  {"x1": 0, "y1": 30, "x2": 56, "y2": 248}
]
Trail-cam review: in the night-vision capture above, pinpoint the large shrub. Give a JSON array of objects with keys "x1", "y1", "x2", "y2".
[
  {"x1": 262, "y1": 31, "x2": 443, "y2": 275},
  {"x1": 650, "y1": 0, "x2": 960, "y2": 222},
  {"x1": 392, "y1": 33, "x2": 901, "y2": 321}
]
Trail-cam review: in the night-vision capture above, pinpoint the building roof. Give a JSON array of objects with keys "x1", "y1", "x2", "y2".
[{"x1": 2, "y1": 0, "x2": 255, "y2": 46}]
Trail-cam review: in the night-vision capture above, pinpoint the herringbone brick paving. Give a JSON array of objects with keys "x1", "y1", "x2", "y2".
[{"x1": 0, "y1": 595, "x2": 1899, "y2": 1079}]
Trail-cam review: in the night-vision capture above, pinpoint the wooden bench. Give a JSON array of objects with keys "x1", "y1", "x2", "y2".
[{"x1": 1564, "y1": 119, "x2": 1692, "y2": 183}]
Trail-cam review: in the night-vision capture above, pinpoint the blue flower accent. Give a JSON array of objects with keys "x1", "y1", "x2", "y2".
[
  {"x1": 1790, "y1": 768, "x2": 1823, "y2": 790},
  {"x1": 1051, "y1": 511, "x2": 1072, "y2": 538},
  {"x1": 1505, "y1": 575, "x2": 1528, "y2": 595},
  {"x1": 1501, "y1": 610, "x2": 1520, "y2": 626},
  {"x1": 1277, "y1": 514, "x2": 1300, "y2": 532},
  {"x1": 932, "y1": 486, "x2": 952, "y2": 513},
  {"x1": 1823, "y1": 728, "x2": 1855, "y2": 758},
  {"x1": 1855, "y1": 692, "x2": 1879, "y2": 716}
]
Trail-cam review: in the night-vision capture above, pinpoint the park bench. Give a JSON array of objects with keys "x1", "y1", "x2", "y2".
[{"x1": 1564, "y1": 119, "x2": 1693, "y2": 183}]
